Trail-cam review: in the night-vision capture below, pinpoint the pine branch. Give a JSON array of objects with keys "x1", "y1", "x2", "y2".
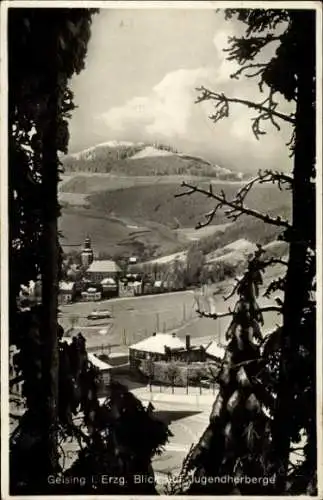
[
  {"x1": 175, "y1": 181, "x2": 291, "y2": 229},
  {"x1": 9, "y1": 374, "x2": 24, "y2": 388},
  {"x1": 224, "y1": 34, "x2": 282, "y2": 64},
  {"x1": 236, "y1": 170, "x2": 293, "y2": 198},
  {"x1": 9, "y1": 413, "x2": 23, "y2": 420},
  {"x1": 223, "y1": 277, "x2": 244, "y2": 301},
  {"x1": 222, "y1": 245, "x2": 266, "y2": 301},
  {"x1": 196, "y1": 86, "x2": 295, "y2": 125},
  {"x1": 66, "y1": 421, "x2": 91, "y2": 447},
  {"x1": 263, "y1": 277, "x2": 286, "y2": 298},
  {"x1": 230, "y1": 63, "x2": 267, "y2": 79},
  {"x1": 261, "y1": 258, "x2": 288, "y2": 267},
  {"x1": 196, "y1": 305, "x2": 282, "y2": 320}
]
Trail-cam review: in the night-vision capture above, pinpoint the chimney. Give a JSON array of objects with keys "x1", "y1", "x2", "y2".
[
  {"x1": 186, "y1": 335, "x2": 191, "y2": 351},
  {"x1": 152, "y1": 332, "x2": 157, "y2": 336},
  {"x1": 172, "y1": 332, "x2": 176, "y2": 338}
]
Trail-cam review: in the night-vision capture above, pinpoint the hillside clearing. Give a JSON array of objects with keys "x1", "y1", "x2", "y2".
[{"x1": 59, "y1": 174, "x2": 244, "y2": 194}]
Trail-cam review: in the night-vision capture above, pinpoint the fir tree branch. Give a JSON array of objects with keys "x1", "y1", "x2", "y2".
[
  {"x1": 262, "y1": 258, "x2": 288, "y2": 267},
  {"x1": 224, "y1": 34, "x2": 282, "y2": 64},
  {"x1": 9, "y1": 413, "x2": 23, "y2": 420},
  {"x1": 196, "y1": 86, "x2": 295, "y2": 125},
  {"x1": 66, "y1": 421, "x2": 91, "y2": 447},
  {"x1": 230, "y1": 63, "x2": 267, "y2": 79},
  {"x1": 196, "y1": 305, "x2": 282, "y2": 320},
  {"x1": 9, "y1": 374, "x2": 25, "y2": 388},
  {"x1": 263, "y1": 277, "x2": 286, "y2": 298},
  {"x1": 176, "y1": 181, "x2": 291, "y2": 229},
  {"x1": 236, "y1": 170, "x2": 293, "y2": 198}
]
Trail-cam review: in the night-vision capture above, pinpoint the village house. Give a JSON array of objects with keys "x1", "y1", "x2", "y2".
[
  {"x1": 81, "y1": 286, "x2": 102, "y2": 301},
  {"x1": 119, "y1": 275, "x2": 143, "y2": 297},
  {"x1": 129, "y1": 332, "x2": 185, "y2": 368},
  {"x1": 85, "y1": 260, "x2": 121, "y2": 286},
  {"x1": 88, "y1": 353, "x2": 112, "y2": 391},
  {"x1": 58, "y1": 281, "x2": 76, "y2": 304},
  {"x1": 128, "y1": 332, "x2": 206, "y2": 368},
  {"x1": 101, "y1": 277, "x2": 118, "y2": 298},
  {"x1": 174, "y1": 334, "x2": 207, "y2": 363}
]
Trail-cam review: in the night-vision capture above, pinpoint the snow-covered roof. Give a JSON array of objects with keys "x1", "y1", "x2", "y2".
[
  {"x1": 205, "y1": 341, "x2": 226, "y2": 360},
  {"x1": 87, "y1": 260, "x2": 121, "y2": 274},
  {"x1": 88, "y1": 353, "x2": 112, "y2": 371},
  {"x1": 61, "y1": 336, "x2": 73, "y2": 345},
  {"x1": 59, "y1": 281, "x2": 75, "y2": 291},
  {"x1": 108, "y1": 352, "x2": 129, "y2": 359},
  {"x1": 101, "y1": 277, "x2": 116, "y2": 285},
  {"x1": 129, "y1": 333, "x2": 185, "y2": 355}
]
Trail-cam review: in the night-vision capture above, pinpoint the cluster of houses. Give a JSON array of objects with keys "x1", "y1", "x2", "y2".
[
  {"x1": 59, "y1": 237, "x2": 122, "y2": 304},
  {"x1": 58, "y1": 236, "x2": 176, "y2": 305}
]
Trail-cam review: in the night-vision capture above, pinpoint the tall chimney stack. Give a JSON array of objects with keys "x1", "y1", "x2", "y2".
[{"x1": 186, "y1": 335, "x2": 191, "y2": 351}]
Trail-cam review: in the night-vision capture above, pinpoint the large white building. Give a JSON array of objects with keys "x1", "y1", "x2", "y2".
[{"x1": 85, "y1": 260, "x2": 121, "y2": 283}]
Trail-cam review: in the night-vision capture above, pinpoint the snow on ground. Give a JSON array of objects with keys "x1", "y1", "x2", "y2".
[
  {"x1": 145, "y1": 251, "x2": 187, "y2": 265},
  {"x1": 263, "y1": 240, "x2": 289, "y2": 255},
  {"x1": 70, "y1": 141, "x2": 143, "y2": 161},
  {"x1": 175, "y1": 223, "x2": 232, "y2": 241},
  {"x1": 206, "y1": 239, "x2": 257, "y2": 264},
  {"x1": 222, "y1": 238, "x2": 257, "y2": 252},
  {"x1": 130, "y1": 146, "x2": 175, "y2": 160}
]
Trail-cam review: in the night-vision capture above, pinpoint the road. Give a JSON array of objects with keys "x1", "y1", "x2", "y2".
[
  {"x1": 58, "y1": 290, "x2": 204, "y2": 350},
  {"x1": 59, "y1": 286, "x2": 280, "y2": 352}
]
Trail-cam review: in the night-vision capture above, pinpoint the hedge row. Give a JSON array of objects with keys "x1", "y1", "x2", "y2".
[{"x1": 140, "y1": 360, "x2": 220, "y2": 387}]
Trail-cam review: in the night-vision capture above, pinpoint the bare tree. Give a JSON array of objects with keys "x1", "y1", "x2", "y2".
[{"x1": 176, "y1": 8, "x2": 316, "y2": 495}]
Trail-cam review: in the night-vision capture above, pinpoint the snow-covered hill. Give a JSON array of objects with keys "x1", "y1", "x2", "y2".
[
  {"x1": 70, "y1": 141, "x2": 145, "y2": 161},
  {"x1": 63, "y1": 141, "x2": 244, "y2": 180}
]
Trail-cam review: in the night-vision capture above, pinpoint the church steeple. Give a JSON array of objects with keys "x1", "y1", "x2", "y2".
[{"x1": 81, "y1": 235, "x2": 94, "y2": 267}]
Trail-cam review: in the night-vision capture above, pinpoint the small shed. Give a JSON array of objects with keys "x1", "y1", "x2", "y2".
[
  {"x1": 88, "y1": 353, "x2": 112, "y2": 389},
  {"x1": 58, "y1": 281, "x2": 75, "y2": 304},
  {"x1": 81, "y1": 287, "x2": 102, "y2": 301},
  {"x1": 205, "y1": 341, "x2": 226, "y2": 362}
]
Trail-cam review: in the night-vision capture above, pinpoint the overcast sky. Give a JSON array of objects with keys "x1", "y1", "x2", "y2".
[{"x1": 68, "y1": 8, "x2": 294, "y2": 172}]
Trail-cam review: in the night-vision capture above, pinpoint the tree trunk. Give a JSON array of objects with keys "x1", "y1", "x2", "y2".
[
  {"x1": 40, "y1": 83, "x2": 60, "y2": 479},
  {"x1": 271, "y1": 11, "x2": 316, "y2": 492}
]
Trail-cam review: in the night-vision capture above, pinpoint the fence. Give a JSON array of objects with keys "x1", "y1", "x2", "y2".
[{"x1": 136, "y1": 381, "x2": 218, "y2": 397}]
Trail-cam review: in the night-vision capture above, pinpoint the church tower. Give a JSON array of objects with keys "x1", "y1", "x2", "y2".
[{"x1": 81, "y1": 236, "x2": 94, "y2": 267}]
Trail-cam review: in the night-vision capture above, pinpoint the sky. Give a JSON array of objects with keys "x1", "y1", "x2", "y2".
[{"x1": 68, "y1": 8, "x2": 294, "y2": 172}]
